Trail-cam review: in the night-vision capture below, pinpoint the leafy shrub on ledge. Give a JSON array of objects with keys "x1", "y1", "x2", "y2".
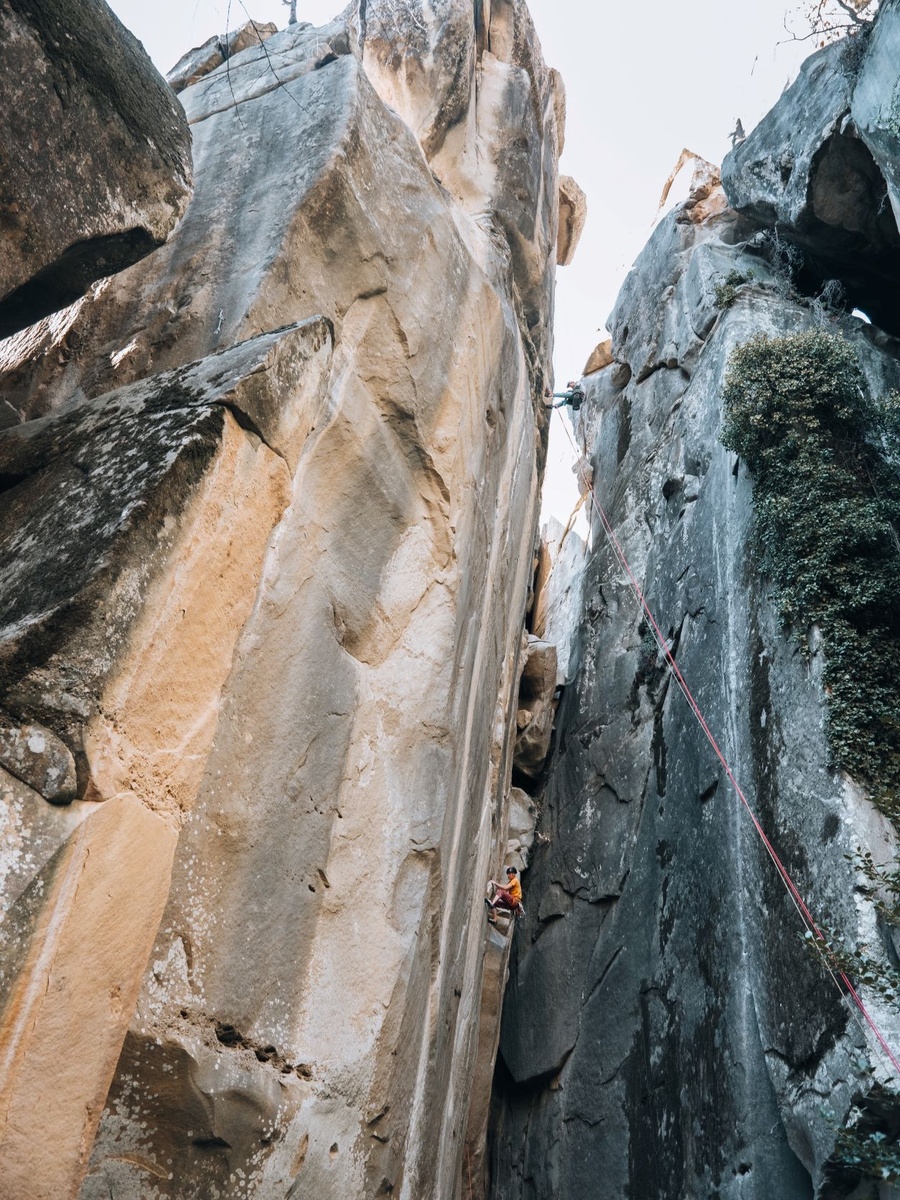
[
  {"x1": 713, "y1": 269, "x2": 754, "y2": 310},
  {"x1": 721, "y1": 330, "x2": 900, "y2": 820},
  {"x1": 822, "y1": 1080, "x2": 900, "y2": 1195},
  {"x1": 832, "y1": 1114, "x2": 900, "y2": 1188}
]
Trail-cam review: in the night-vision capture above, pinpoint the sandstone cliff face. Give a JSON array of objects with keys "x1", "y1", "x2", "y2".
[
  {"x1": 490, "y1": 11, "x2": 900, "y2": 1198},
  {"x1": 0, "y1": 4, "x2": 564, "y2": 1199}
]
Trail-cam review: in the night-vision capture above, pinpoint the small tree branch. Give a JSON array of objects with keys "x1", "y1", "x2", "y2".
[
  {"x1": 833, "y1": 0, "x2": 866, "y2": 22},
  {"x1": 781, "y1": 0, "x2": 876, "y2": 45}
]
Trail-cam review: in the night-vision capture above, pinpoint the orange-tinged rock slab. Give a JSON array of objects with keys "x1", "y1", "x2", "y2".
[{"x1": 0, "y1": 794, "x2": 176, "y2": 1200}]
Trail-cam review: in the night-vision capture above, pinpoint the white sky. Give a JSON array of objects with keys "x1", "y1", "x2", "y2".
[{"x1": 109, "y1": 0, "x2": 817, "y2": 527}]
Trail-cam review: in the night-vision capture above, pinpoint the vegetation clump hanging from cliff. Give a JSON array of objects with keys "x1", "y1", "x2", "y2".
[
  {"x1": 713, "y1": 269, "x2": 755, "y2": 310},
  {"x1": 721, "y1": 330, "x2": 900, "y2": 819}
]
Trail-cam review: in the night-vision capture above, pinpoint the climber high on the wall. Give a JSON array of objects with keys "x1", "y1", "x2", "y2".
[
  {"x1": 544, "y1": 380, "x2": 585, "y2": 411},
  {"x1": 484, "y1": 866, "x2": 524, "y2": 927}
]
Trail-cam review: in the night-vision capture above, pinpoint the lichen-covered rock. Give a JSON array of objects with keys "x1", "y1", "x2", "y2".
[
  {"x1": 0, "y1": 715, "x2": 76, "y2": 803},
  {"x1": 0, "y1": 0, "x2": 191, "y2": 339},
  {"x1": 850, "y1": 2, "x2": 900, "y2": 218},
  {"x1": 608, "y1": 180, "x2": 759, "y2": 384},
  {"x1": 721, "y1": 39, "x2": 857, "y2": 231},
  {"x1": 490, "y1": 168, "x2": 900, "y2": 1198},
  {"x1": 0, "y1": 321, "x2": 330, "y2": 758}
]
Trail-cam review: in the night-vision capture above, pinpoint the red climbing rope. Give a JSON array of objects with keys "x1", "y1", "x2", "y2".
[{"x1": 552, "y1": 405, "x2": 900, "y2": 1078}]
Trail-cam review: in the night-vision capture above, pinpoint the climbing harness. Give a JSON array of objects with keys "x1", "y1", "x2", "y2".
[
  {"x1": 484, "y1": 882, "x2": 524, "y2": 930},
  {"x1": 551, "y1": 404, "x2": 900, "y2": 1078}
]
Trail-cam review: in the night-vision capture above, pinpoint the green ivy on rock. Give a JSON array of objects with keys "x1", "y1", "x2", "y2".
[{"x1": 721, "y1": 330, "x2": 900, "y2": 822}]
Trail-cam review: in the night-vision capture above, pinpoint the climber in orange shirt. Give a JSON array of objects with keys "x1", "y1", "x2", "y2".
[{"x1": 485, "y1": 866, "x2": 523, "y2": 925}]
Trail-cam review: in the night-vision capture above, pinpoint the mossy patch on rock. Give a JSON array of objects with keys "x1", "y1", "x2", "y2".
[{"x1": 721, "y1": 330, "x2": 900, "y2": 821}]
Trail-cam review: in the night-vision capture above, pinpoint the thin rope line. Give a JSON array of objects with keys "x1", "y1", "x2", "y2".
[
  {"x1": 235, "y1": 0, "x2": 314, "y2": 118},
  {"x1": 552, "y1": 406, "x2": 900, "y2": 1077}
]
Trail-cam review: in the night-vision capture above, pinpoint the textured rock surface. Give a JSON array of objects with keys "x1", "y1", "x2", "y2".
[
  {"x1": 851, "y1": 3, "x2": 900, "y2": 219},
  {"x1": 582, "y1": 336, "x2": 613, "y2": 376},
  {"x1": 722, "y1": 39, "x2": 857, "y2": 230},
  {"x1": 356, "y1": 0, "x2": 563, "y2": 368},
  {"x1": 557, "y1": 174, "x2": 587, "y2": 266},
  {"x1": 722, "y1": 7, "x2": 900, "y2": 334},
  {"x1": 0, "y1": 716, "x2": 77, "y2": 803},
  {"x1": 490, "y1": 164, "x2": 900, "y2": 1198},
  {"x1": 0, "y1": 791, "x2": 179, "y2": 1200},
  {"x1": 166, "y1": 19, "x2": 278, "y2": 92},
  {"x1": 0, "y1": 323, "x2": 330, "y2": 1199},
  {"x1": 1, "y1": 5, "x2": 567, "y2": 423},
  {"x1": 0, "y1": 4, "x2": 566, "y2": 1198},
  {"x1": 0, "y1": 0, "x2": 191, "y2": 340},
  {"x1": 505, "y1": 786, "x2": 537, "y2": 869},
  {"x1": 532, "y1": 516, "x2": 587, "y2": 684},
  {"x1": 512, "y1": 635, "x2": 558, "y2": 779}
]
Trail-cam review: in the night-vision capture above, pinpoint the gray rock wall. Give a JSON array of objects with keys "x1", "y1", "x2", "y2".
[
  {"x1": 721, "y1": 0, "x2": 900, "y2": 336},
  {"x1": 490, "y1": 118, "x2": 900, "y2": 1200}
]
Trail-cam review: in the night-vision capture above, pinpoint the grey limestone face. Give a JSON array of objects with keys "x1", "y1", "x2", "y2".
[{"x1": 491, "y1": 7, "x2": 900, "y2": 1194}]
